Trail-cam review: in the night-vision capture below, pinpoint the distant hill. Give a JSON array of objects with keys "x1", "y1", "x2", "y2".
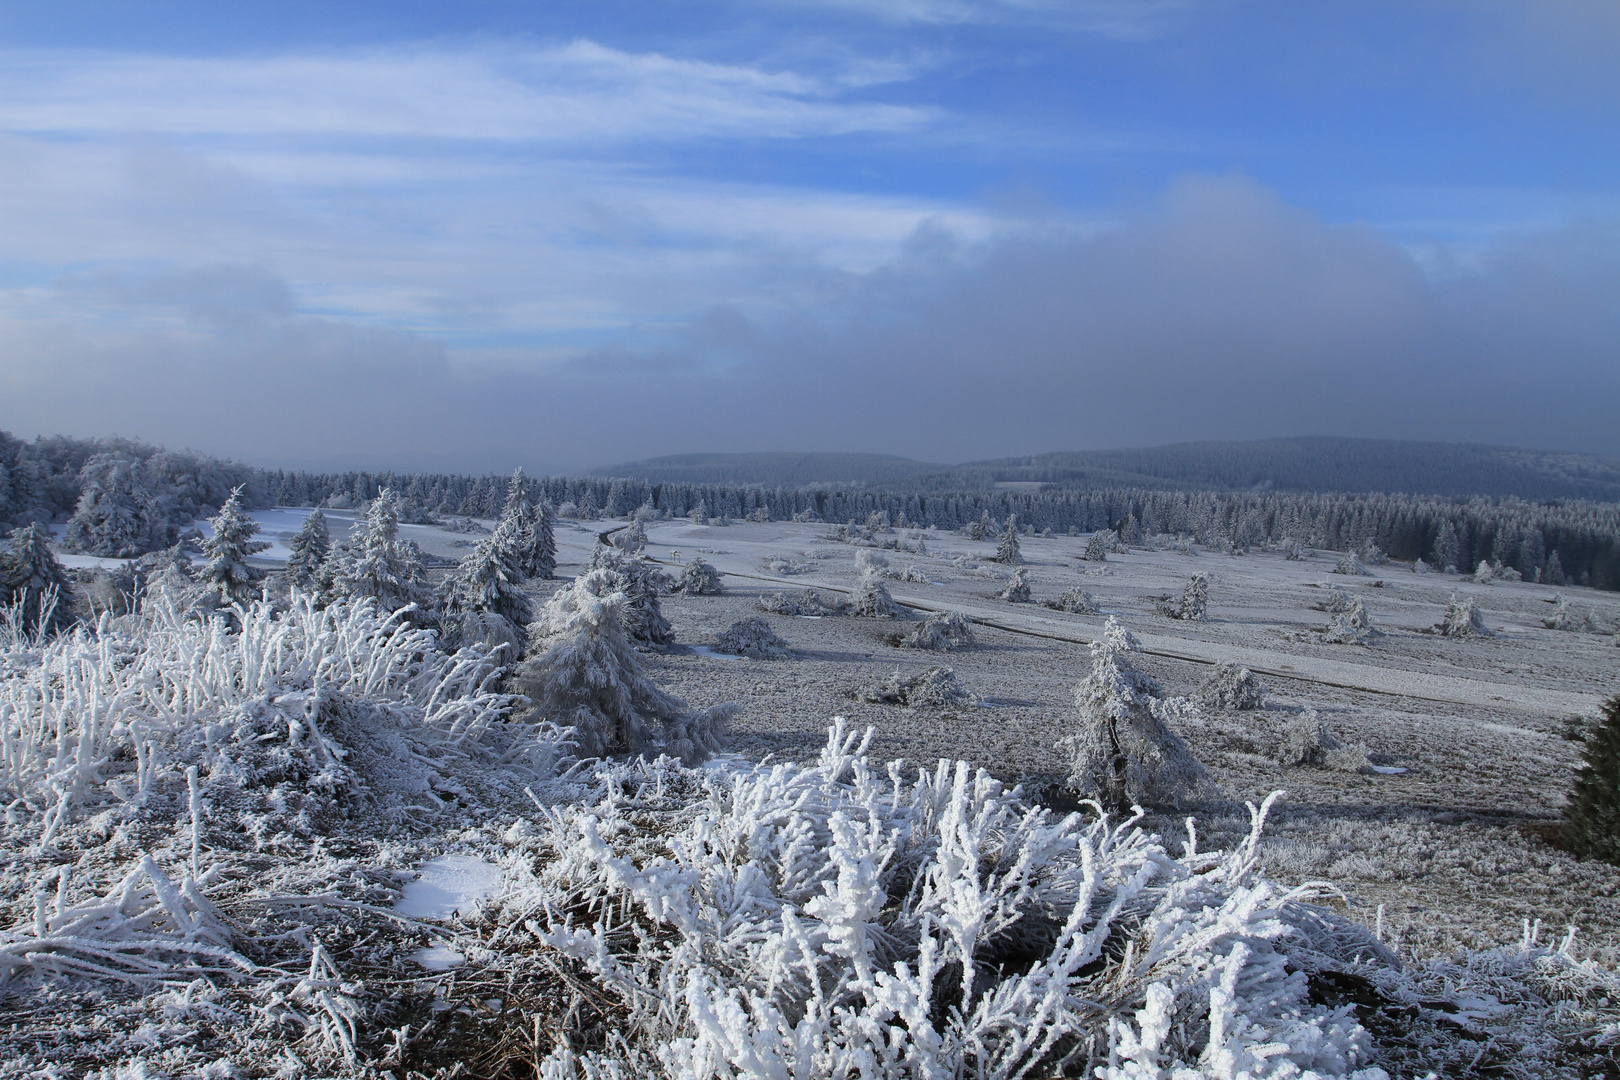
[{"x1": 595, "y1": 438, "x2": 1620, "y2": 501}]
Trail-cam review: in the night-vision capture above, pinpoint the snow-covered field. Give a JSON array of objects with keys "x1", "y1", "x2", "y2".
[{"x1": 3, "y1": 515, "x2": 1618, "y2": 1077}]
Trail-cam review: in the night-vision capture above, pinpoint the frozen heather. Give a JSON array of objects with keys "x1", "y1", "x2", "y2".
[
  {"x1": 714, "y1": 617, "x2": 791, "y2": 659},
  {"x1": 855, "y1": 665, "x2": 975, "y2": 708}
]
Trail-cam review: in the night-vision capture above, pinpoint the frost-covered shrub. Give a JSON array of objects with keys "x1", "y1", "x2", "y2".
[
  {"x1": 677, "y1": 557, "x2": 725, "y2": 596},
  {"x1": 759, "y1": 589, "x2": 847, "y2": 617},
  {"x1": 714, "y1": 617, "x2": 790, "y2": 659},
  {"x1": 854, "y1": 548, "x2": 889, "y2": 573},
  {"x1": 855, "y1": 665, "x2": 974, "y2": 707},
  {"x1": 791, "y1": 508, "x2": 819, "y2": 523},
  {"x1": 1320, "y1": 596, "x2": 1377, "y2": 645},
  {"x1": 518, "y1": 569, "x2": 731, "y2": 764},
  {"x1": 612, "y1": 520, "x2": 648, "y2": 554},
  {"x1": 1277, "y1": 709, "x2": 1370, "y2": 771},
  {"x1": 1438, "y1": 593, "x2": 1491, "y2": 638},
  {"x1": 994, "y1": 517, "x2": 1022, "y2": 564},
  {"x1": 589, "y1": 547, "x2": 676, "y2": 647},
  {"x1": 1412, "y1": 557, "x2": 1433, "y2": 574},
  {"x1": 1544, "y1": 594, "x2": 1603, "y2": 634},
  {"x1": 1334, "y1": 552, "x2": 1372, "y2": 577},
  {"x1": 0, "y1": 522, "x2": 76, "y2": 636},
  {"x1": 1282, "y1": 539, "x2": 1307, "y2": 561},
  {"x1": 1058, "y1": 618, "x2": 1219, "y2": 812},
  {"x1": 1361, "y1": 541, "x2": 1389, "y2": 566},
  {"x1": 1157, "y1": 573, "x2": 1208, "y2": 621},
  {"x1": 759, "y1": 555, "x2": 811, "y2": 575},
  {"x1": 1084, "y1": 531, "x2": 1110, "y2": 562},
  {"x1": 199, "y1": 486, "x2": 271, "y2": 606},
  {"x1": 998, "y1": 566, "x2": 1032, "y2": 603},
  {"x1": 890, "y1": 563, "x2": 931, "y2": 583},
  {"x1": 1562, "y1": 694, "x2": 1620, "y2": 865},
  {"x1": 1173, "y1": 536, "x2": 1197, "y2": 556},
  {"x1": 893, "y1": 610, "x2": 974, "y2": 651},
  {"x1": 1473, "y1": 559, "x2": 1495, "y2": 583},
  {"x1": 1044, "y1": 586, "x2": 1100, "y2": 614},
  {"x1": 849, "y1": 570, "x2": 903, "y2": 618},
  {"x1": 1196, "y1": 663, "x2": 1266, "y2": 710}
]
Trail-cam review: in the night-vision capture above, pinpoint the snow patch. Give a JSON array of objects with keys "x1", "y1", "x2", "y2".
[{"x1": 395, "y1": 855, "x2": 504, "y2": 920}]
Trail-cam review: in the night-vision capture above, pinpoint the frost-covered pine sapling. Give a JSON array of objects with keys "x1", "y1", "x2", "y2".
[
  {"x1": 1044, "y1": 586, "x2": 1100, "y2": 614},
  {"x1": 440, "y1": 530, "x2": 533, "y2": 655},
  {"x1": 1057, "y1": 617, "x2": 1218, "y2": 813},
  {"x1": 714, "y1": 617, "x2": 790, "y2": 659},
  {"x1": 994, "y1": 516, "x2": 1023, "y2": 564},
  {"x1": 612, "y1": 520, "x2": 648, "y2": 554},
  {"x1": 199, "y1": 486, "x2": 271, "y2": 605},
  {"x1": 329, "y1": 488, "x2": 431, "y2": 619},
  {"x1": 1438, "y1": 593, "x2": 1491, "y2": 638},
  {"x1": 1196, "y1": 663, "x2": 1265, "y2": 710},
  {"x1": 1277, "y1": 708, "x2": 1370, "y2": 771},
  {"x1": 1158, "y1": 572, "x2": 1209, "y2": 621},
  {"x1": 284, "y1": 509, "x2": 331, "y2": 591},
  {"x1": 1543, "y1": 594, "x2": 1601, "y2": 634},
  {"x1": 517, "y1": 569, "x2": 732, "y2": 763},
  {"x1": 1473, "y1": 559, "x2": 1495, "y2": 584},
  {"x1": 894, "y1": 610, "x2": 974, "y2": 651},
  {"x1": 998, "y1": 566, "x2": 1032, "y2": 603},
  {"x1": 1282, "y1": 538, "x2": 1307, "y2": 561},
  {"x1": 677, "y1": 557, "x2": 724, "y2": 596},
  {"x1": 588, "y1": 546, "x2": 675, "y2": 647},
  {"x1": 1321, "y1": 595, "x2": 1377, "y2": 644},
  {"x1": 1563, "y1": 694, "x2": 1620, "y2": 865},
  {"x1": 0, "y1": 522, "x2": 76, "y2": 636},
  {"x1": 1084, "y1": 531, "x2": 1109, "y2": 562},
  {"x1": 855, "y1": 665, "x2": 974, "y2": 707},
  {"x1": 849, "y1": 569, "x2": 903, "y2": 618},
  {"x1": 1334, "y1": 552, "x2": 1372, "y2": 577}
]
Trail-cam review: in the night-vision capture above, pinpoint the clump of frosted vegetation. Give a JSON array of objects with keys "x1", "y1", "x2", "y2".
[
  {"x1": 855, "y1": 666, "x2": 975, "y2": 708},
  {"x1": 1473, "y1": 559, "x2": 1521, "y2": 584},
  {"x1": 676, "y1": 556, "x2": 725, "y2": 596},
  {"x1": 714, "y1": 616, "x2": 791, "y2": 659},
  {"x1": 1196, "y1": 663, "x2": 1266, "y2": 710},
  {"x1": 1321, "y1": 596, "x2": 1378, "y2": 645},
  {"x1": 1172, "y1": 536, "x2": 1197, "y2": 556},
  {"x1": 759, "y1": 554, "x2": 811, "y2": 575},
  {"x1": 518, "y1": 569, "x2": 732, "y2": 764},
  {"x1": 1278, "y1": 708, "x2": 1370, "y2": 771},
  {"x1": 849, "y1": 570, "x2": 904, "y2": 618},
  {"x1": 855, "y1": 547, "x2": 889, "y2": 572},
  {"x1": 1157, "y1": 572, "x2": 1209, "y2": 621},
  {"x1": 1411, "y1": 557, "x2": 1433, "y2": 574},
  {"x1": 1562, "y1": 694, "x2": 1620, "y2": 866},
  {"x1": 1083, "y1": 530, "x2": 1111, "y2": 562},
  {"x1": 998, "y1": 566, "x2": 1032, "y2": 603},
  {"x1": 328, "y1": 488, "x2": 431, "y2": 619},
  {"x1": 1318, "y1": 587, "x2": 1356, "y2": 613},
  {"x1": 1, "y1": 521, "x2": 77, "y2": 637},
  {"x1": 891, "y1": 563, "x2": 931, "y2": 583},
  {"x1": 1360, "y1": 541, "x2": 1390, "y2": 566},
  {"x1": 1334, "y1": 552, "x2": 1372, "y2": 577},
  {"x1": 589, "y1": 547, "x2": 676, "y2": 647},
  {"x1": 893, "y1": 610, "x2": 975, "y2": 651},
  {"x1": 1044, "y1": 586, "x2": 1100, "y2": 614},
  {"x1": 199, "y1": 486, "x2": 270, "y2": 606},
  {"x1": 759, "y1": 589, "x2": 847, "y2": 617},
  {"x1": 993, "y1": 516, "x2": 1022, "y2": 564},
  {"x1": 1543, "y1": 594, "x2": 1603, "y2": 634},
  {"x1": 284, "y1": 508, "x2": 331, "y2": 590},
  {"x1": 1058, "y1": 618, "x2": 1220, "y2": 813},
  {"x1": 612, "y1": 519, "x2": 648, "y2": 554},
  {"x1": 1282, "y1": 538, "x2": 1308, "y2": 561},
  {"x1": 439, "y1": 527, "x2": 532, "y2": 656},
  {"x1": 1437, "y1": 593, "x2": 1491, "y2": 638}
]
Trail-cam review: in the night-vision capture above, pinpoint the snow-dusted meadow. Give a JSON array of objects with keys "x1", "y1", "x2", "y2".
[{"x1": 3, "y1": 513, "x2": 1618, "y2": 1076}]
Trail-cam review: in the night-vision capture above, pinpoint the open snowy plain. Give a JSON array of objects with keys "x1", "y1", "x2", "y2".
[{"x1": 4, "y1": 511, "x2": 1618, "y2": 1078}]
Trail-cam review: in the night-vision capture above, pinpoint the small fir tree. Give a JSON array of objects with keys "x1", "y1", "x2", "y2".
[
  {"x1": 528, "y1": 500, "x2": 558, "y2": 580},
  {"x1": 284, "y1": 509, "x2": 331, "y2": 590},
  {"x1": 440, "y1": 531, "x2": 532, "y2": 655},
  {"x1": 678, "y1": 557, "x2": 724, "y2": 595},
  {"x1": 1432, "y1": 520, "x2": 1461, "y2": 574},
  {"x1": 998, "y1": 566, "x2": 1032, "y2": 603},
  {"x1": 330, "y1": 488, "x2": 431, "y2": 617},
  {"x1": 994, "y1": 516, "x2": 1023, "y2": 564},
  {"x1": 1562, "y1": 695, "x2": 1620, "y2": 865},
  {"x1": 0, "y1": 522, "x2": 76, "y2": 635},
  {"x1": 199, "y1": 486, "x2": 270, "y2": 605}
]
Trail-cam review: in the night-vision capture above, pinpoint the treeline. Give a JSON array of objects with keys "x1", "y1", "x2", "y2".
[{"x1": 265, "y1": 468, "x2": 1620, "y2": 591}]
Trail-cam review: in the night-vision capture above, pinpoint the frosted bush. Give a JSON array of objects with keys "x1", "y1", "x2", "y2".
[
  {"x1": 1411, "y1": 557, "x2": 1433, "y2": 574},
  {"x1": 849, "y1": 571, "x2": 904, "y2": 618},
  {"x1": 714, "y1": 617, "x2": 790, "y2": 659},
  {"x1": 1197, "y1": 663, "x2": 1266, "y2": 710},
  {"x1": 1058, "y1": 618, "x2": 1220, "y2": 812},
  {"x1": 1044, "y1": 586, "x2": 1100, "y2": 614},
  {"x1": 1360, "y1": 542, "x2": 1389, "y2": 566},
  {"x1": 855, "y1": 666, "x2": 975, "y2": 707},
  {"x1": 998, "y1": 566, "x2": 1032, "y2": 603},
  {"x1": 1321, "y1": 597, "x2": 1377, "y2": 645},
  {"x1": 855, "y1": 548, "x2": 889, "y2": 573},
  {"x1": 1473, "y1": 559, "x2": 1496, "y2": 583},
  {"x1": 1157, "y1": 573, "x2": 1208, "y2": 621},
  {"x1": 759, "y1": 589, "x2": 847, "y2": 617},
  {"x1": 1544, "y1": 594, "x2": 1602, "y2": 634},
  {"x1": 1277, "y1": 709, "x2": 1370, "y2": 771},
  {"x1": 891, "y1": 563, "x2": 931, "y2": 583},
  {"x1": 1084, "y1": 531, "x2": 1110, "y2": 562},
  {"x1": 893, "y1": 611, "x2": 975, "y2": 651},
  {"x1": 1334, "y1": 552, "x2": 1372, "y2": 577},
  {"x1": 1438, "y1": 593, "x2": 1491, "y2": 638},
  {"x1": 1282, "y1": 539, "x2": 1308, "y2": 561},
  {"x1": 518, "y1": 569, "x2": 732, "y2": 764},
  {"x1": 677, "y1": 557, "x2": 725, "y2": 596},
  {"x1": 1318, "y1": 587, "x2": 1356, "y2": 614},
  {"x1": 759, "y1": 555, "x2": 811, "y2": 576}
]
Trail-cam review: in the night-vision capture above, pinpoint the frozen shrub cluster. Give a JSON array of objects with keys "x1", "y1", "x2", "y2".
[
  {"x1": 1044, "y1": 586, "x2": 1100, "y2": 614},
  {"x1": 855, "y1": 665, "x2": 975, "y2": 707},
  {"x1": 677, "y1": 556, "x2": 725, "y2": 596},
  {"x1": 893, "y1": 610, "x2": 975, "y2": 651},
  {"x1": 1334, "y1": 552, "x2": 1372, "y2": 577},
  {"x1": 1320, "y1": 596, "x2": 1378, "y2": 645},
  {"x1": 998, "y1": 566, "x2": 1032, "y2": 603},
  {"x1": 1411, "y1": 557, "x2": 1433, "y2": 574},
  {"x1": 849, "y1": 570, "x2": 904, "y2": 618},
  {"x1": 1, "y1": 521, "x2": 77, "y2": 637},
  {"x1": 1543, "y1": 594, "x2": 1604, "y2": 634},
  {"x1": 1282, "y1": 539, "x2": 1308, "y2": 561},
  {"x1": 1360, "y1": 542, "x2": 1389, "y2": 566},
  {"x1": 1058, "y1": 618, "x2": 1220, "y2": 813},
  {"x1": 759, "y1": 555, "x2": 811, "y2": 575},
  {"x1": 495, "y1": 722, "x2": 1405, "y2": 1080},
  {"x1": 855, "y1": 547, "x2": 889, "y2": 573},
  {"x1": 714, "y1": 616, "x2": 791, "y2": 659},
  {"x1": 1196, "y1": 663, "x2": 1266, "y2": 710},
  {"x1": 1277, "y1": 709, "x2": 1370, "y2": 771},
  {"x1": 1437, "y1": 593, "x2": 1491, "y2": 638},
  {"x1": 759, "y1": 589, "x2": 847, "y2": 617},
  {"x1": 519, "y1": 569, "x2": 732, "y2": 764},
  {"x1": 890, "y1": 563, "x2": 931, "y2": 583},
  {"x1": 1157, "y1": 573, "x2": 1209, "y2": 621}
]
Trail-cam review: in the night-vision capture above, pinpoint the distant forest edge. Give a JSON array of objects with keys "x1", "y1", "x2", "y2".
[
  {"x1": 4, "y1": 429, "x2": 1619, "y2": 591},
  {"x1": 596, "y1": 438, "x2": 1620, "y2": 502}
]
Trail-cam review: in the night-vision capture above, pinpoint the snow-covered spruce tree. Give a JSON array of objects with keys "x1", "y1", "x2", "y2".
[
  {"x1": 1563, "y1": 694, "x2": 1620, "y2": 865},
  {"x1": 677, "y1": 557, "x2": 724, "y2": 596},
  {"x1": 1084, "y1": 531, "x2": 1109, "y2": 562},
  {"x1": 1196, "y1": 663, "x2": 1265, "y2": 710},
  {"x1": 994, "y1": 516, "x2": 1023, "y2": 564},
  {"x1": 329, "y1": 488, "x2": 431, "y2": 619},
  {"x1": 1543, "y1": 551, "x2": 1566, "y2": 586},
  {"x1": 1057, "y1": 618, "x2": 1219, "y2": 813},
  {"x1": 588, "y1": 546, "x2": 675, "y2": 647},
  {"x1": 1044, "y1": 586, "x2": 1100, "y2": 614},
  {"x1": 1321, "y1": 596, "x2": 1377, "y2": 644},
  {"x1": 61, "y1": 454, "x2": 169, "y2": 558},
  {"x1": 714, "y1": 617, "x2": 790, "y2": 659},
  {"x1": 199, "y1": 486, "x2": 271, "y2": 605},
  {"x1": 1158, "y1": 572, "x2": 1208, "y2": 621},
  {"x1": 283, "y1": 509, "x2": 331, "y2": 591},
  {"x1": 688, "y1": 499, "x2": 707, "y2": 523},
  {"x1": 1334, "y1": 552, "x2": 1372, "y2": 577},
  {"x1": 439, "y1": 532, "x2": 533, "y2": 655},
  {"x1": 849, "y1": 569, "x2": 903, "y2": 618},
  {"x1": 1473, "y1": 559, "x2": 1495, "y2": 583},
  {"x1": 0, "y1": 522, "x2": 76, "y2": 635},
  {"x1": 1439, "y1": 593, "x2": 1491, "y2": 638},
  {"x1": 998, "y1": 566, "x2": 1032, "y2": 603},
  {"x1": 612, "y1": 520, "x2": 648, "y2": 554},
  {"x1": 1432, "y1": 519, "x2": 1461, "y2": 574},
  {"x1": 517, "y1": 569, "x2": 732, "y2": 763},
  {"x1": 894, "y1": 610, "x2": 974, "y2": 651},
  {"x1": 527, "y1": 499, "x2": 558, "y2": 579}
]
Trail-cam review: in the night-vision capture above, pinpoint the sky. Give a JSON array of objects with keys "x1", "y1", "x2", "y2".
[{"x1": 1, "y1": 0, "x2": 1617, "y2": 473}]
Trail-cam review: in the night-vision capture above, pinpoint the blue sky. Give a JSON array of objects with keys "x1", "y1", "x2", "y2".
[{"x1": 1, "y1": 1, "x2": 1616, "y2": 471}]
